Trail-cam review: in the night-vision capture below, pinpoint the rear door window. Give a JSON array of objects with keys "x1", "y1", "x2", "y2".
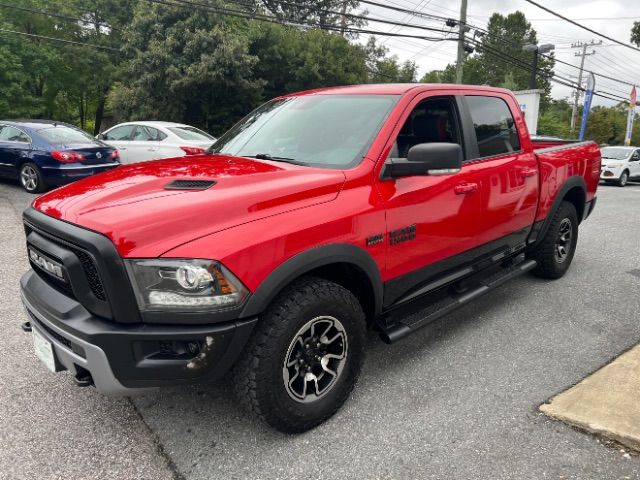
[
  {"x1": 466, "y1": 96, "x2": 520, "y2": 158},
  {"x1": 132, "y1": 126, "x2": 166, "y2": 141},
  {"x1": 168, "y1": 126, "x2": 215, "y2": 141}
]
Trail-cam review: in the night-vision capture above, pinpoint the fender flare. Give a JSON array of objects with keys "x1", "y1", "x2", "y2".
[
  {"x1": 240, "y1": 243, "x2": 383, "y2": 318},
  {"x1": 528, "y1": 175, "x2": 586, "y2": 247}
]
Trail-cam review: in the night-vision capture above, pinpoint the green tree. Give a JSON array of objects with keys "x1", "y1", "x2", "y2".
[
  {"x1": 631, "y1": 21, "x2": 640, "y2": 46},
  {"x1": 248, "y1": 23, "x2": 368, "y2": 99},
  {"x1": 257, "y1": 0, "x2": 364, "y2": 32},
  {"x1": 419, "y1": 11, "x2": 554, "y2": 104},
  {"x1": 0, "y1": 0, "x2": 133, "y2": 131},
  {"x1": 537, "y1": 98, "x2": 572, "y2": 137},
  {"x1": 365, "y1": 37, "x2": 417, "y2": 83},
  {"x1": 112, "y1": 1, "x2": 263, "y2": 135}
]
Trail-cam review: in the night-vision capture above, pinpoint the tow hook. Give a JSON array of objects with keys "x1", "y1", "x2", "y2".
[
  {"x1": 21, "y1": 321, "x2": 32, "y2": 332},
  {"x1": 73, "y1": 370, "x2": 94, "y2": 388}
]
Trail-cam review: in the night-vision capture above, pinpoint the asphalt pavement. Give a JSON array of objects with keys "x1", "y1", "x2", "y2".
[{"x1": 1, "y1": 177, "x2": 640, "y2": 480}]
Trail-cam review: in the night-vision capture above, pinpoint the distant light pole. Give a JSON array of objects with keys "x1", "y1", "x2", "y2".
[{"x1": 523, "y1": 43, "x2": 555, "y2": 89}]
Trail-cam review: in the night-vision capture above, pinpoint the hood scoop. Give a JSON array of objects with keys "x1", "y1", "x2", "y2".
[{"x1": 165, "y1": 179, "x2": 217, "y2": 191}]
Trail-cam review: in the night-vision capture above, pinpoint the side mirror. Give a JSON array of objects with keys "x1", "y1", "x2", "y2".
[
  {"x1": 384, "y1": 143, "x2": 463, "y2": 179},
  {"x1": 96, "y1": 133, "x2": 105, "y2": 140}
]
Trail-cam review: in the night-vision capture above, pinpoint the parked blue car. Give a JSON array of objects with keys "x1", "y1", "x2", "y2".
[{"x1": 0, "y1": 120, "x2": 121, "y2": 193}]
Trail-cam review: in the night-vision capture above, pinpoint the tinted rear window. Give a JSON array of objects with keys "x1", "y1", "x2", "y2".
[
  {"x1": 466, "y1": 96, "x2": 520, "y2": 158},
  {"x1": 38, "y1": 126, "x2": 97, "y2": 145},
  {"x1": 168, "y1": 127, "x2": 215, "y2": 141}
]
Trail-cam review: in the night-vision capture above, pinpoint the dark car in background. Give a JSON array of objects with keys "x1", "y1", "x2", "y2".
[{"x1": 0, "y1": 120, "x2": 120, "y2": 193}]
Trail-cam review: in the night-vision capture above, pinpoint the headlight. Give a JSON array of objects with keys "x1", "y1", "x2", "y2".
[{"x1": 125, "y1": 259, "x2": 248, "y2": 312}]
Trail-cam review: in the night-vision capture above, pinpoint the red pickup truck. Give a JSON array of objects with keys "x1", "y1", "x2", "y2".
[{"x1": 20, "y1": 84, "x2": 600, "y2": 433}]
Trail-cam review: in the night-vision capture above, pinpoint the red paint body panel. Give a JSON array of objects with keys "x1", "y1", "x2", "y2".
[
  {"x1": 32, "y1": 84, "x2": 601, "y2": 302},
  {"x1": 33, "y1": 155, "x2": 345, "y2": 257},
  {"x1": 534, "y1": 142, "x2": 601, "y2": 223}
]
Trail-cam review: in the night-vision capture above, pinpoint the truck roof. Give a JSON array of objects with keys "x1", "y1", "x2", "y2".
[{"x1": 282, "y1": 83, "x2": 513, "y2": 97}]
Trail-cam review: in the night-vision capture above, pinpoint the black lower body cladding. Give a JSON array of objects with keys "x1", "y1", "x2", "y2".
[{"x1": 21, "y1": 270, "x2": 257, "y2": 393}]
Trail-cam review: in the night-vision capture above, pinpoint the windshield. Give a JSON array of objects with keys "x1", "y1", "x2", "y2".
[
  {"x1": 601, "y1": 147, "x2": 632, "y2": 160},
  {"x1": 38, "y1": 126, "x2": 98, "y2": 145},
  {"x1": 210, "y1": 94, "x2": 399, "y2": 168},
  {"x1": 168, "y1": 126, "x2": 215, "y2": 141}
]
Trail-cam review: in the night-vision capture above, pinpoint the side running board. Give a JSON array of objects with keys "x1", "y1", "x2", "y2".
[{"x1": 380, "y1": 259, "x2": 537, "y2": 344}]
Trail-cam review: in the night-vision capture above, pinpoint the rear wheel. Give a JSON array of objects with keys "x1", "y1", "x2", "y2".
[
  {"x1": 233, "y1": 277, "x2": 366, "y2": 433},
  {"x1": 527, "y1": 201, "x2": 578, "y2": 279},
  {"x1": 19, "y1": 163, "x2": 47, "y2": 193},
  {"x1": 617, "y1": 170, "x2": 629, "y2": 187}
]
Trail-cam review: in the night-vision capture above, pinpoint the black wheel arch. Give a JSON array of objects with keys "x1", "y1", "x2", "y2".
[
  {"x1": 240, "y1": 243, "x2": 383, "y2": 322},
  {"x1": 528, "y1": 175, "x2": 586, "y2": 248}
]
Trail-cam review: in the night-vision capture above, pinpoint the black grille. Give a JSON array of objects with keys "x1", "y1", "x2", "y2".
[
  {"x1": 31, "y1": 263, "x2": 74, "y2": 297},
  {"x1": 25, "y1": 223, "x2": 106, "y2": 303},
  {"x1": 71, "y1": 247, "x2": 106, "y2": 301},
  {"x1": 165, "y1": 179, "x2": 216, "y2": 190}
]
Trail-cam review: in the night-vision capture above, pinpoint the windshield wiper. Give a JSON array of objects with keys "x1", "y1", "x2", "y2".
[{"x1": 249, "y1": 153, "x2": 306, "y2": 165}]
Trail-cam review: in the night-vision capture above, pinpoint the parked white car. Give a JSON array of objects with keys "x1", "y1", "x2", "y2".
[
  {"x1": 600, "y1": 146, "x2": 640, "y2": 187},
  {"x1": 97, "y1": 121, "x2": 216, "y2": 164}
]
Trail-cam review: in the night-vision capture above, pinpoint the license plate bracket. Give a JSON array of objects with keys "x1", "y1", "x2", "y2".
[{"x1": 33, "y1": 328, "x2": 62, "y2": 373}]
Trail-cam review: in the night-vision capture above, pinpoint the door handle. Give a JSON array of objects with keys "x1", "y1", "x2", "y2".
[
  {"x1": 454, "y1": 182, "x2": 478, "y2": 194},
  {"x1": 520, "y1": 168, "x2": 537, "y2": 178}
]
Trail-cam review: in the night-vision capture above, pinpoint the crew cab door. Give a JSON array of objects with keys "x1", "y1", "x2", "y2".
[
  {"x1": 377, "y1": 94, "x2": 484, "y2": 306},
  {"x1": 460, "y1": 94, "x2": 539, "y2": 248}
]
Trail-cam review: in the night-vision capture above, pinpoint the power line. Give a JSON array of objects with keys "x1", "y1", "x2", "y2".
[
  {"x1": 0, "y1": 27, "x2": 121, "y2": 52},
  {"x1": 356, "y1": 0, "x2": 640, "y2": 92},
  {"x1": 523, "y1": 0, "x2": 640, "y2": 53},
  {"x1": 460, "y1": 17, "x2": 640, "y2": 89},
  {"x1": 0, "y1": 2, "x2": 121, "y2": 32}
]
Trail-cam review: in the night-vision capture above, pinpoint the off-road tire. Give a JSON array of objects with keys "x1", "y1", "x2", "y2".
[
  {"x1": 527, "y1": 201, "x2": 578, "y2": 279},
  {"x1": 233, "y1": 276, "x2": 366, "y2": 433}
]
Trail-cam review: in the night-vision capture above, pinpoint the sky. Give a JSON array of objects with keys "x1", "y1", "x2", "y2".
[{"x1": 359, "y1": 0, "x2": 640, "y2": 107}]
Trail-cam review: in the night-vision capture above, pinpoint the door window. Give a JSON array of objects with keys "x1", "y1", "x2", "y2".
[
  {"x1": 466, "y1": 96, "x2": 520, "y2": 158},
  {"x1": 132, "y1": 126, "x2": 166, "y2": 141},
  {"x1": 0, "y1": 126, "x2": 30, "y2": 143},
  {"x1": 104, "y1": 125, "x2": 135, "y2": 141},
  {"x1": 388, "y1": 97, "x2": 461, "y2": 159}
]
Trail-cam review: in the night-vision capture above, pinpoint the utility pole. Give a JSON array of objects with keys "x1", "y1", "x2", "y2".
[
  {"x1": 340, "y1": 1, "x2": 348, "y2": 36},
  {"x1": 455, "y1": 0, "x2": 468, "y2": 84},
  {"x1": 570, "y1": 40, "x2": 601, "y2": 136}
]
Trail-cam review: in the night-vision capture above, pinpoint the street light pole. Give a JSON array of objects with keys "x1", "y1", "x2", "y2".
[
  {"x1": 530, "y1": 49, "x2": 539, "y2": 89},
  {"x1": 523, "y1": 43, "x2": 555, "y2": 89}
]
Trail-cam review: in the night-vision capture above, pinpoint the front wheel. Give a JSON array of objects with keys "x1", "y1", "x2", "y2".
[
  {"x1": 233, "y1": 277, "x2": 366, "y2": 433},
  {"x1": 19, "y1": 162, "x2": 47, "y2": 193},
  {"x1": 527, "y1": 201, "x2": 578, "y2": 279},
  {"x1": 617, "y1": 171, "x2": 629, "y2": 187}
]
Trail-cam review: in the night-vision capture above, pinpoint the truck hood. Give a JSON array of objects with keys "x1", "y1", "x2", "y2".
[{"x1": 33, "y1": 154, "x2": 346, "y2": 257}]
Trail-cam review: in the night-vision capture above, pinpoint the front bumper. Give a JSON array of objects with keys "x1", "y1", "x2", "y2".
[
  {"x1": 21, "y1": 270, "x2": 257, "y2": 395},
  {"x1": 600, "y1": 167, "x2": 623, "y2": 181},
  {"x1": 41, "y1": 163, "x2": 120, "y2": 186}
]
